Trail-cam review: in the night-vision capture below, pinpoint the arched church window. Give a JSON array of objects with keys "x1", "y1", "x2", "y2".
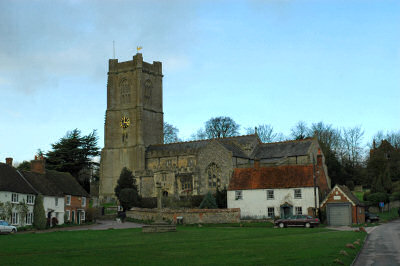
[
  {"x1": 207, "y1": 163, "x2": 221, "y2": 188},
  {"x1": 120, "y1": 79, "x2": 130, "y2": 104},
  {"x1": 144, "y1": 79, "x2": 152, "y2": 105}
]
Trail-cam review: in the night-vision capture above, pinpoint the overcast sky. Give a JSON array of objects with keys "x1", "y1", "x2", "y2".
[{"x1": 1, "y1": 0, "x2": 399, "y2": 164}]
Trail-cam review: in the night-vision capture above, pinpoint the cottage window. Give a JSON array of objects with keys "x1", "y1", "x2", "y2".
[
  {"x1": 55, "y1": 197, "x2": 58, "y2": 207},
  {"x1": 66, "y1": 195, "x2": 71, "y2": 206},
  {"x1": 235, "y1": 191, "x2": 243, "y2": 200},
  {"x1": 267, "y1": 207, "x2": 275, "y2": 218},
  {"x1": 295, "y1": 206, "x2": 302, "y2": 215},
  {"x1": 11, "y1": 193, "x2": 18, "y2": 203},
  {"x1": 27, "y1": 195, "x2": 34, "y2": 204},
  {"x1": 81, "y1": 211, "x2": 85, "y2": 222},
  {"x1": 267, "y1": 190, "x2": 274, "y2": 200},
  {"x1": 12, "y1": 212, "x2": 18, "y2": 225},
  {"x1": 294, "y1": 189, "x2": 302, "y2": 199},
  {"x1": 207, "y1": 163, "x2": 221, "y2": 188},
  {"x1": 66, "y1": 210, "x2": 71, "y2": 221},
  {"x1": 82, "y1": 197, "x2": 86, "y2": 207},
  {"x1": 26, "y1": 212, "x2": 33, "y2": 225}
]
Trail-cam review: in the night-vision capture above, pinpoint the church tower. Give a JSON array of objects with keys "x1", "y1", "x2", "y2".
[{"x1": 99, "y1": 53, "x2": 163, "y2": 200}]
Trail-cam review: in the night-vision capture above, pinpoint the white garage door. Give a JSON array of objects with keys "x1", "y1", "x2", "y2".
[{"x1": 327, "y1": 203, "x2": 352, "y2": 226}]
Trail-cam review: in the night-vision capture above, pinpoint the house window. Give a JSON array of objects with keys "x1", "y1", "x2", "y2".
[
  {"x1": 11, "y1": 193, "x2": 18, "y2": 203},
  {"x1": 267, "y1": 190, "x2": 274, "y2": 200},
  {"x1": 66, "y1": 195, "x2": 71, "y2": 206},
  {"x1": 26, "y1": 212, "x2": 33, "y2": 225},
  {"x1": 294, "y1": 189, "x2": 302, "y2": 199},
  {"x1": 81, "y1": 211, "x2": 85, "y2": 222},
  {"x1": 295, "y1": 207, "x2": 303, "y2": 215},
  {"x1": 82, "y1": 197, "x2": 86, "y2": 207},
  {"x1": 27, "y1": 195, "x2": 35, "y2": 204},
  {"x1": 166, "y1": 159, "x2": 172, "y2": 167},
  {"x1": 55, "y1": 197, "x2": 58, "y2": 207},
  {"x1": 12, "y1": 212, "x2": 19, "y2": 225},
  {"x1": 235, "y1": 191, "x2": 243, "y2": 200},
  {"x1": 267, "y1": 207, "x2": 275, "y2": 218},
  {"x1": 207, "y1": 163, "x2": 221, "y2": 188},
  {"x1": 181, "y1": 177, "x2": 193, "y2": 191},
  {"x1": 66, "y1": 210, "x2": 71, "y2": 221}
]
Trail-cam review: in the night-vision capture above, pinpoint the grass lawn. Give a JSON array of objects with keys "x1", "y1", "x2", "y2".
[
  {"x1": 377, "y1": 207, "x2": 400, "y2": 222},
  {"x1": 353, "y1": 191, "x2": 364, "y2": 202},
  {"x1": 0, "y1": 227, "x2": 365, "y2": 265}
]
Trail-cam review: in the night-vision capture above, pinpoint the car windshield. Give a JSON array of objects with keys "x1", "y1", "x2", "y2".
[{"x1": 1, "y1": 221, "x2": 9, "y2": 226}]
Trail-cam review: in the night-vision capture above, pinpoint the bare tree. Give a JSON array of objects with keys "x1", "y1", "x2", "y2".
[
  {"x1": 163, "y1": 122, "x2": 180, "y2": 144},
  {"x1": 246, "y1": 124, "x2": 285, "y2": 143},
  {"x1": 190, "y1": 128, "x2": 208, "y2": 141},
  {"x1": 290, "y1": 121, "x2": 310, "y2": 140},
  {"x1": 310, "y1": 122, "x2": 341, "y2": 153},
  {"x1": 342, "y1": 126, "x2": 365, "y2": 166},
  {"x1": 205, "y1": 116, "x2": 240, "y2": 138}
]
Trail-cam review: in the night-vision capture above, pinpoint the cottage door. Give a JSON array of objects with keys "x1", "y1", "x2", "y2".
[
  {"x1": 71, "y1": 211, "x2": 75, "y2": 223},
  {"x1": 77, "y1": 212, "x2": 81, "y2": 224}
]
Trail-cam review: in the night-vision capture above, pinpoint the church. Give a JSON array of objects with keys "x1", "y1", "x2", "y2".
[{"x1": 99, "y1": 53, "x2": 331, "y2": 201}]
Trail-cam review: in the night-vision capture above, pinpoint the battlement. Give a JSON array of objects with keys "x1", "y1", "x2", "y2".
[{"x1": 108, "y1": 53, "x2": 162, "y2": 76}]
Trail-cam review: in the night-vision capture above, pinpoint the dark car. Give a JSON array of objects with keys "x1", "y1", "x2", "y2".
[
  {"x1": 365, "y1": 211, "x2": 379, "y2": 223},
  {"x1": 274, "y1": 215, "x2": 320, "y2": 228}
]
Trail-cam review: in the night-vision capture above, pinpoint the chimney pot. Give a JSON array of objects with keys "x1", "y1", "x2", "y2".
[
  {"x1": 5, "y1": 157, "x2": 13, "y2": 166},
  {"x1": 31, "y1": 156, "x2": 45, "y2": 174}
]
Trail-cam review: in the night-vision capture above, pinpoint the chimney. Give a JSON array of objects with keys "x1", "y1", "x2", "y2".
[
  {"x1": 31, "y1": 155, "x2": 45, "y2": 174},
  {"x1": 5, "y1": 157, "x2": 13, "y2": 166},
  {"x1": 317, "y1": 148, "x2": 322, "y2": 166}
]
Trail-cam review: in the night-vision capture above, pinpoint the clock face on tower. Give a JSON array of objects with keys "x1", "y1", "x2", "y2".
[{"x1": 120, "y1": 116, "x2": 130, "y2": 129}]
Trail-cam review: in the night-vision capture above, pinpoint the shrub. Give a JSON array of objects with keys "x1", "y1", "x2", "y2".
[
  {"x1": 33, "y1": 194, "x2": 46, "y2": 230},
  {"x1": 138, "y1": 197, "x2": 157, "y2": 209},
  {"x1": 366, "y1": 192, "x2": 389, "y2": 206},
  {"x1": 390, "y1": 191, "x2": 400, "y2": 202},
  {"x1": 199, "y1": 192, "x2": 217, "y2": 209},
  {"x1": 119, "y1": 188, "x2": 139, "y2": 211},
  {"x1": 363, "y1": 191, "x2": 371, "y2": 202}
]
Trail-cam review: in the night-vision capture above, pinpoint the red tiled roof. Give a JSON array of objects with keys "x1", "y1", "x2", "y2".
[{"x1": 228, "y1": 165, "x2": 315, "y2": 190}]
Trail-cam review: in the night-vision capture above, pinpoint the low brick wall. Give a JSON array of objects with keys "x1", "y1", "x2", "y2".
[{"x1": 127, "y1": 207, "x2": 241, "y2": 224}]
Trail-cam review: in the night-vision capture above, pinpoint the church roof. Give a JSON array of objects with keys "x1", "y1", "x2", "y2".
[
  {"x1": 0, "y1": 163, "x2": 37, "y2": 194},
  {"x1": 252, "y1": 138, "x2": 313, "y2": 159},
  {"x1": 228, "y1": 165, "x2": 314, "y2": 191},
  {"x1": 147, "y1": 134, "x2": 259, "y2": 158}
]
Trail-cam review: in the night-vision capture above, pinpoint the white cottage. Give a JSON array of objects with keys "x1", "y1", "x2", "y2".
[
  {"x1": 227, "y1": 156, "x2": 330, "y2": 219},
  {"x1": 0, "y1": 159, "x2": 36, "y2": 226}
]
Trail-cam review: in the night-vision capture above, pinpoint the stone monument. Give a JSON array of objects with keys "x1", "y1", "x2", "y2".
[{"x1": 142, "y1": 182, "x2": 176, "y2": 233}]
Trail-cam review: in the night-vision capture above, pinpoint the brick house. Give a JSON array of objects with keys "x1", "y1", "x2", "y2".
[{"x1": 320, "y1": 184, "x2": 365, "y2": 226}]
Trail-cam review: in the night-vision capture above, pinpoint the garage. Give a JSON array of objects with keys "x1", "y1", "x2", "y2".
[
  {"x1": 321, "y1": 184, "x2": 365, "y2": 225},
  {"x1": 327, "y1": 203, "x2": 352, "y2": 226}
]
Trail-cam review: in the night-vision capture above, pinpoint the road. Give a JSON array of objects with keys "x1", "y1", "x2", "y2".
[{"x1": 354, "y1": 219, "x2": 400, "y2": 266}]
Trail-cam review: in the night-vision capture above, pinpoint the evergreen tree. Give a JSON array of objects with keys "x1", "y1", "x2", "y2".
[
  {"x1": 216, "y1": 187, "x2": 227, "y2": 208},
  {"x1": 199, "y1": 192, "x2": 217, "y2": 209},
  {"x1": 382, "y1": 168, "x2": 393, "y2": 193},
  {"x1": 114, "y1": 168, "x2": 139, "y2": 211},
  {"x1": 33, "y1": 194, "x2": 46, "y2": 230},
  {"x1": 372, "y1": 174, "x2": 385, "y2": 193},
  {"x1": 45, "y1": 129, "x2": 100, "y2": 192}
]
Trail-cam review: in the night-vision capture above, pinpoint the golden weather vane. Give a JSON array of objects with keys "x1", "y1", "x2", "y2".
[{"x1": 137, "y1": 46, "x2": 143, "y2": 53}]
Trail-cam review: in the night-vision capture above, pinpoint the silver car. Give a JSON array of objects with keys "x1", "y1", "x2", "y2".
[{"x1": 0, "y1": 220, "x2": 17, "y2": 234}]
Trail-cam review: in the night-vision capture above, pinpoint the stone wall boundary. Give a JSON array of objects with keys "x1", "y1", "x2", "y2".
[{"x1": 127, "y1": 207, "x2": 241, "y2": 224}]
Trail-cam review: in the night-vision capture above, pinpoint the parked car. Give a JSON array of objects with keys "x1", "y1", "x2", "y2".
[
  {"x1": 0, "y1": 220, "x2": 17, "y2": 234},
  {"x1": 365, "y1": 211, "x2": 379, "y2": 223},
  {"x1": 275, "y1": 215, "x2": 320, "y2": 228}
]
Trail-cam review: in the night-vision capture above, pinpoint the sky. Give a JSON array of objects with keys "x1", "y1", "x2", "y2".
[{"x1": 0, "y1": 0, "x2": 399, "y2": 164}]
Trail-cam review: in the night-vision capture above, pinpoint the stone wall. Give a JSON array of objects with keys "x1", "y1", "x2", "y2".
[
  {"x1": 127, "y1": 207, "x2": 241, "y2": 224},
  {"x1": 368, "y1": 200, "x2": 400, "y2": 213}
]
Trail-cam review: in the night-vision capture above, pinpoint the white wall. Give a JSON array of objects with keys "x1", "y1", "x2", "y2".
[
  {"x1": 0, "y1": 191, "x2": 35, "y2": 226},
  {"x1": 227, "y1": 187, "x2": 320, "y2": 219},
  {"x1": 43, "y1": 196, "x2": 65, "y2": 225}
]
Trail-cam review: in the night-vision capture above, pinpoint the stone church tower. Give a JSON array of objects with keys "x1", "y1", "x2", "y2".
[{"x1": 99, "y1": 53, "x2": 163, "y2": 200}]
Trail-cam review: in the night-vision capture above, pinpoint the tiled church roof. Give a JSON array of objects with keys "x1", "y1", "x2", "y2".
[
  {"x1": 252, "y1": 138, "x2": 313, "y2": 159},
  {"x1": 228, "y1": 165, "x2": 314, "y2": 190}
]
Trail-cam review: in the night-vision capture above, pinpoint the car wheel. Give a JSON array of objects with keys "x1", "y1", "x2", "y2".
[
  {"x1": 279, "y1": 222, "x2": 285, "y2": 228},
  {"x1": 10, "y1": 229, "x2": 16, "y2": 234},
  {"x1": 366, "y1": 219, "x2": 371, "y2": 223},
  {"x1": 305, "y1": 223, "x2": 311, "y2": 228}
]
